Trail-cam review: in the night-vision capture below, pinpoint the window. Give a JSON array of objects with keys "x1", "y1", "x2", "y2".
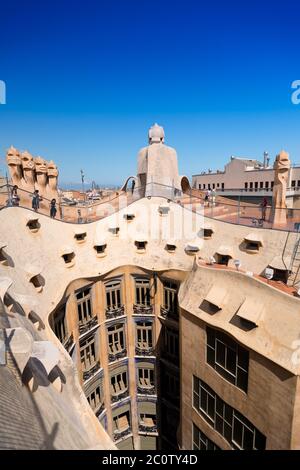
[
  {"x1": 271, "y1": 181, "x2": 274, "y2": 189},
  {"x1": 53, "y1": 306, "x2": 67, "y2": 343},
  {"x1": 292, "y1": 180, "x2": 296, "y2": 187},
  {"x1": 113, "y1": 411, "x2": 130, "y2": 432},
  {"x1": 221, "y1": 183, "x2": 224, "y2": 190},
  {"x1": 111, "y1": 371, "x2": 128, "y2": 396},
  {"x1": 217, "y1": 183, "x2": 220, "y2": 188},
  {"x1": 107, "y1": 323, "x2": 125, "y2": 354},
  {"x1": 193, "y1": 423, "x2": 220, "y2": 450},
  {"x1": 260, "y1": 181, "x2": 263, "y2": 189},
  {"x1": 244, "y1": 183, "x2": 248, "y2": 190},
  {"x1": 106, "y1": 279, "x2": 122, "y2": 310},
  {"x1": 87, "y1": 384, "x2": 103, "y2": 412},
  {"x1": 208, "y1": 184, "x2": 211, "y2": 190},
  {"x1": 136, "y1": 322, "x2": 153, "y2": 349},
  {"x1": 138, "y1": 367, "x2": 154, "y2": 388},
  {"x1": 206, "y1": 327, "x2": 249, "y2": 392},
  {"x1": 254, "y1": 182, "x2": 258, "y2": 189},
  {"x1": 203, "y1": 184, "x2": 206, "y2": 189},
  {"x1": 193, "y1": 377, "x2": 266, "y2": 449},
  {"x1": 212, "y1": 184, "x2": 215, "y2": 189},
  {"x1": 80, "y1": 334, "x2": 96, "y2": 371},
  {"x1": 198, "y1": 184, "x2": 201, "y2": 189},
  {"x1": 135, "y1": 278, "x2": 151, "y2": 306},
  {"x1": 298, "y1": 180, "x2": 300, "y2": 187},
  {"x1": 140, "y1": 414, "x2": 156, "y2": 427},
  {"x1": 76, "y1": 288, "x2": 93, "y2": 325},
  {"x1": 164, "y1": 326, "x2": 179, "y2": 361},
  {"x1": 265, "y1": 181, "x2": 269, "y2": 189},
  {"x1": 249, "y1": 182, "x2": 253, "y2": 190},
  {"x1": 163, "y1": 280, "x2": 178, "y2": 317}
]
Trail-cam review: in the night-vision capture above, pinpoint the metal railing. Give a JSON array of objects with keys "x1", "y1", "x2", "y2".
[
  {"x1": 133, "y1": 304, "x2": 154, "y2": 315},
  {"x1": 135, "y1": 346, "x2": 154, "y2": 356},
  {"x1": 137, "y1": 385, "x2": 156, "y2": 395},
  {"x1": 113, "y1": 427, "x2": 132, "y2": 441},
  {"x1": 105, "y1": 305, "x2": 125, "y2": 320},
  {"x1": 108, "y1": 348, "x2": 127, "y2": 363},
  {"x1": 79, "y1": 316, "x2": 98, "y2": 335},
  {"x1": 83, "y1": 361, "x2": 100, "y2": 381},
  {"x1": 111, "y1": 389, "x2": 129, "y2": 403},
  {"x1": 2, "y1": 181, "x2": 300, "y2": 232},
  {"x1": 139, "y1": 424, "x2": 158, "y2": 434}
]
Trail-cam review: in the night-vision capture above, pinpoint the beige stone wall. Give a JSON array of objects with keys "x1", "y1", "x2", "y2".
[{"x1": 180, "y1": 311, "x2": 297, "y2": 450}]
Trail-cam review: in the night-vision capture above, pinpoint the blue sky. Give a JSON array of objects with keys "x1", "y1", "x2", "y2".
[{"x1": 0, "y1": 0, "x2": 300, "y2": 186}]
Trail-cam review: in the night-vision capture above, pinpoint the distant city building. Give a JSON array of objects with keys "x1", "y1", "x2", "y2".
[{"x1": 192, "y1": 153, "x2": 300, "y2": 207}]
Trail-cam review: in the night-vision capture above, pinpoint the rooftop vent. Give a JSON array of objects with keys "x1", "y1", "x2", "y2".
[
  {"x1": 94, "y1": 237, "x2": 107, "y2": 258},
  {"x1": 108, "y1": 224, "x2": 120, "y2": 236},
  {"x1": 61, "y1": 247, "x2": 75, "y2": 267},
  {"x1": 124, "y1": 212, "x2": 135, "y2": 221},
  {"x1": 158, "y1": 204, "x2": 170, "y2": 216},
  {"x1": 243, "y1": 233, "x2": 263, "y2": 254},
  {"x1": 26, "y1": 217, "x2": 40, "y2": 233},
  {"x1": 74, "y1": 229, "x2": 87, "y2": 243},
  {"x1": 185, "y1": 239, "x2": 201, "y2": 255},
  {"x1": 135, "y1": 234, "x2": 148, "y2": 253},
  {"x1": 166, "y1": 240, "x2": 177, "y2": 253}
]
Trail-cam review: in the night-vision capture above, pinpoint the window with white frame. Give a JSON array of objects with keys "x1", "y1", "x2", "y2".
[
  {"x1": 105, "y1": 279, "x2": 122, "y2": 310},
  {"x1": 163, "y1": 280, "x2": 178, "y2": 316},
  {"x1": 113, "y1": 411, "x2": 130, "y2": 432},
  {"x1": 86, "y1": 384, "x2": 103, "y2": 412},
  {"x1": 76, "y1": 288, "x2": 93, "y2": 325},
  {"x1": 80, "y1": 334, "x2": 96, "y2": 371},
  {"x1": 136, "y1": 321, "x2": 153, "y2": 349},
  {"x1": 137, "y1": 367, "x2": 154, "y2": 388},
  {"x1": 193, "y1": 376, "x2": 266, "y2": 450},
  {"x1": 110, "y1": 371, "x2": 128, "y2": 396},
  {"x1": 107, "y1": 323, "x2": 125, "y2": 354},
  {"x1": 206, "y1": 327, "x2": 249, "y2": 392},
  {"x1": 135, "y1": 278, "x2": 151, "y2": 306},
  {"x1": 140, "y1": 413, "x2": 156, "y2": 427}
]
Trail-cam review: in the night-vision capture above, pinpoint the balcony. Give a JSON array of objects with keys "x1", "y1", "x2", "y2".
[
  {"x1": 108, "y1": 348, "x2": 127, "y2": 363},
  {"x1": 111, "y1": 389, "x2": 129, "y2": 403},
  {"x1": 137, "y1": 385, "x2": 156, "y2": 395},
  {"x1": 113, "y1": 427, "x2": 132, "y2": 442},
  {"x1": 160, "y1": 306, "x2": 178, "y2": 321},
  {"x1": 105, "y1": 305, "x2": 125, "y2": 320},
  {"x1": 139, "y1": 424, "x2": 158, "y2": 434},
  {"x1": 79, "y1": 316, "x2": 98, "y2": 335},
  {"x1": 63, "y1": 333, "x2": 75, "y2": 354},
  {"x1": 133, "y1": 304, "x2": 153, "y2": 315},
  {"x1": 135, "y1": 346, "x2": 154, "y2": 356},
  {"x1": 83, "y1": 361, "x2": 100, "y2": 381}
]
